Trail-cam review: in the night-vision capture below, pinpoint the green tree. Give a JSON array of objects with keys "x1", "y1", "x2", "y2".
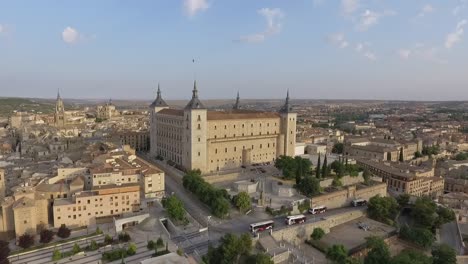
[
  {"x1": 72, "y1": 243, "x2": 81, "y2": 254},
  {"x1": 331, "y1": 160, "x2": 345, "y2": 176},
  {"x1": 311, "y1": 227, "x2": 325, "y2": 241},
  {"x1": 156, "y1": 237, "x2": 164, "y2": 248},
  {"x1": 326, "y1": 244, "x2": 348, "y2": 264},
  {"x1": 164, "y1": 195, "x2": 186, "y2": 222},
  {"x1": 234, "y1": 192, "x2": 252, "y2": 213},
  {"x1": 362, "y1": 168, "x2": 371, "y2": 185},
  {"x1": 332, "y1": 143, "x2": 344, "y2": 154},
  {"x1": 432, "y1": 243, "x2": 457, "y2": 264},
  {"x1": 57, "y1": 224, "x2": 71, "y2": 239},
  {"x1": 364, "y1": 237, "x2": 391, "y2": 264},
  {"x1": 104, "y1": 234, "x2": 114, "y2": 245},
  {"x1": 455, "y1": 152, "x2": 468, "y2": 161},
  {"x1": 396, "y1": 194, "x2": 410, "y2": 207},
  {"x1": 203, "y1": 233, "x2": 253, "y2": 264},
  {"x1": 435, "y1": 206, "x2": 455, "y2": 227},
  {"x1": 52, "y1": 249, "x2": 62, "y2": 261},
  {"x1": 297, "y1": 176, "x2": 320, "y2": 197},
  {"x1": 147, "y1": 240, "x2": 155, "y2": 250},
  {"x1": 246, "y1": 253, "x2": 274, "y2": 264},
  {"x1": 367, "y1": 195, "x2": 399, "y2": 224},
  {"x1": 127, "y1": 243, "x2": 137, "y2": 255},
  {"x1": 322, "y1": 155, "x2": 329, "y2": 178},
  {"x1": 391, "y1": 249, "x2": 431, "y2": 264},
  {"x1": 89, "y1": 240, "x2": 99, "y2": 251},
  {"x1": 412, "y1": 197, "x2": 437, "y2": 228},
  {"x1": 414, "y1": 151, "x2": 423, "y2": 158},
  {"x1": 316, "y1": 154, "x2": 321, "y2": 178},
  {"x1": 399, "y1": 226, "x2": 434, "y2": 248}
]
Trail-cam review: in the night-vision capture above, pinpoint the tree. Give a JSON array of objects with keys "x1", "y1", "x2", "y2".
[
  {"x1": 234, "y1": 192, "x2": 251, "y2": 213},
  {"x1": 72, "y1": 243, "x2": 81, "y2": 254},
  {"x1": 331, "y1": 160, "x2": 345, "y2": 176},
  {"x1": 399, "y1": 226, "x2": 434, "y2": 248},
  {"x1": 332, "y1": 143, "x2": 344, "y2": 154},
  {"x1": 455, "y1": 152, "x2": 468, "y2": 161},
  {"x1": 414, "y1": 151, "x2": 423, "y2": 158},
  {"x1": 203, "y1": 233, "x2": 253, "y2": 264},
  {"x1": 164, "y1": 195, "x2": 186, "y2": 222},
  {"x1": 0, "y1": 240, "x2": 11, "y2": 264},
  {"x1": 391, "y1": 249, "x2": 431, "y2": 264},
  {"x1": 57, "y1": 224, "x2": 71, "y2": 239},
  {"x1": 104, "y1": 234, "x2": 114, "y2": 244},
  {"x1": 89, "y1": 240, "x2": 99, "y2": 251},
  {"x1": 18, "y1": 233, "x2": 35, "y2": 249},
  {"x1": 432, "y1": 243, "x2": 457, "y2": 264},
  {"x1": 367, "y1": 195, "x2": 399, "y2": 224},
  {"x1": 399, "y1": 147, "x2": 404, "y2": 162},
  {"x1": 396, "y1": 194, "x2": 410, "y2": 207},
  {"x1": 364, "y1": 237, "x2": 391, "y2": 264},
  {"x1": 322, "y1": 155, "x2": 329, "y2": 178},
  {"x1": 326, "y1": 244, "x2": 348, "y2": 264},
  {"x1": 297, "y1": 176, "x2": 320, "y2": 197},
  {"x1": 52, "y1": 249, "x2": 62, "y2": 261},
  {"x1": 118, "y1": 232, "x2": 131, "y2": 242},
  {"x1": 39, "y1": 229, "x2": 54, "y2": 244},
  {"x1": 147, "y1": 240, "x2": 156, "y2": 250},
  {"x1": 95, "y1": 227, "x2": 103, "y2": 234},
  {"x1": 435, "y1": 206, "x2": 455, "y2": 227},
  {"x1": 311, "y1": 227, "x2": 325, "y2": 241},
  {"x1": 127, "y1": 243, "x2": 137, "y2": 255},
  {"x1": 316, "y1": 154, "x2": 321, "y2": 178},
  {"x1": 362, "y1": 168, "x2": 371, "y2": 185},
  {"x1": 412, "y1": 197, "x2": 437, "y2": 228}
]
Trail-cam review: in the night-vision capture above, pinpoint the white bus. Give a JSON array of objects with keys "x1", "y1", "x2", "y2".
[
  {"x1": 285, "y1": 215, "x2": 307, "y2": 226},
  {"x1": 352, "y1": 199, "x2": 367, "y2": 207},
  {"x1": 309, "y1": 205, "x2": 327, "y2": 214},
  {"x1": 250, "y1": 220, "x2": 274, "y2": 233}
]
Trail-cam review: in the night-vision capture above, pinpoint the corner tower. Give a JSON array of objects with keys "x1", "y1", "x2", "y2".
[
  {"x1": 233, "y1": 91, "x2": 241, "y2": 110},
  {"x1": 182, "y1": 81, "x2": 208, "y2": 172},
  {"x1": 149, "y1": 84, "x2": 169, "y2": 157},
  {"x1": 279, "y1": 90, "x2": 297, "y2": 157}
]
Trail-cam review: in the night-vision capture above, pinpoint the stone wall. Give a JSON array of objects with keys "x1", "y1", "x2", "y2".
[
  {"x1": 203, "y1": 172, "x2": 240, "y2": 184},
  {"x1": 320, "y1": 174, "x2": 364, "y2": 188},
  {"x1": 311, "y1": 182, "x2": 387, "y2": 209},
  {"x1": 271, "y1": 209, "x2": 366, "y2": 245}
]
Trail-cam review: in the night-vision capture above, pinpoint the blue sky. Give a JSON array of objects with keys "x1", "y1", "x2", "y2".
[{"x1": 0, "y1": 0, "x2": 467, "y2": 101}]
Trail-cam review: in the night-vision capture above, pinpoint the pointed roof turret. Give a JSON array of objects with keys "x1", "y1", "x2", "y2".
[
  {"x1": 280, "y1": 89, "x2": 293, "y2": 113},
  {"x1": 150, "y1": 83, "x2": 168, "y2": 108},
  {"x1": 185, "y1": 80, "x2": 206, "y2": 110},
  {"x1": 233, "y1": 91, "x2": 241, "y2": 110},
  {"x1": 57, "y1": 89, "x2": 61, "y2": 100}
]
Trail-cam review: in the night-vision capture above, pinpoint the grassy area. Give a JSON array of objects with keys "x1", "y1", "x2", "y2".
[
  {"x1": 10, "y1": 232, "x2": 103, "y2": 256},
  {"x1": 0, "y1": 98, "x2": 56, "y2": 116}
]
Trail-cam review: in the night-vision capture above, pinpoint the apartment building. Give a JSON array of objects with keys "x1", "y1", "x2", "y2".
[{"x1": 53, "y1": 183, "x2": 140, "y2": 228}]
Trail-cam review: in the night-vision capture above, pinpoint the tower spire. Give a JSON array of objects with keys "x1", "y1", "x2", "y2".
[
  {"x1": 149, "y1": 82, "x2": 168, "y2": 108},
  {"x1": 157, "y1": 83, "x2": 161, "y2": 98},
  {"x1": 192, "y1": 80, "x2": 198, "y2": 98},
  {"x1": 233, "y1": 91, "x2": 241, "y2": 110},
  {"x1": 57, "y1": 89, "x2": 61, "y2": 99},
  {"x1": 280, "y1": 89, "x2": 292, "y2": 113},
  {"x1": 185, "y1": 80, "x2": 205, "y2": 109}
]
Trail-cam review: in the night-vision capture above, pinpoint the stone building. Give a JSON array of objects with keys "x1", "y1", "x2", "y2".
[
  {"x1": 116, "y1": 130, "x2": 150, "y2": 152},
  {"x1": 96, "y1": 99, "x2": 119, "y2": 120},
  {"x1": 357, "y1": 158, "x2": 444, "y2": 198},
  {"x1": 149, "y1": 82, "x2": 297, "y2": 173},
  {"x1": 344, "y1": 137, "x2": 422, "y2": 162}
]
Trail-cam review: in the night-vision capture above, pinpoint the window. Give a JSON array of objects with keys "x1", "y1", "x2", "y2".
[
  {"x1": 225, "y1": 148, "x2": 227, "y2": 153},
  {"x1": 148, "y1": 184, "x2": 152, "y2": 187},
  {"x1": 198, "y1": 152, "x2": 201, "y2": 156},
  {"x1": 198, "y1": 124, "x2": 201, "y2": 129},
  {"x1": 58, "y1": 217, "x2": 61, "y2": 220},
  {"x1": 197, "y1": 115, "x2": 201, "y2": 121},
  {"x1": 225, "y1": 125, "x2": 227, "y2": 129},
  {"x1": 198, "y1": 137, "x2": 201, "y2": 142},
  {"x1": 215, "y1": 149, "x2": 218, "y2": 154},
  {"x1": 234, "y1": 147, "x2": 237, "y2": 152},
  {"x1": 24, "y1": 220, "x2": 27, "y2": 224}
]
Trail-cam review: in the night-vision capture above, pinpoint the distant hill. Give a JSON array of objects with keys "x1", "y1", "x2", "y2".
[{"x1": 0, "y1": 98, "x2": 56, "y2": 117}]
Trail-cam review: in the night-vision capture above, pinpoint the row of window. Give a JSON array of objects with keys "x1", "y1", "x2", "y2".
[{"x1": 214, "y1": 143, "x2": 275, "y2": 154}]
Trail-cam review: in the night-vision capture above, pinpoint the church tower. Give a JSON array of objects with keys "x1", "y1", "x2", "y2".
[
  {"x1": 233, "y1": 91, "x2": 241, "y2": 110},
  {"x1": 279, "y1": 90, "x2": 297, "y2": 157},
  {"x1": 149, "y1": 84, "x2": 169, "y2": 157},
  {"x1": 54, "y1": 90, "x2": 66, "y2": 127},
  {"x1": 182, "y1": 81, "x2": 208, "y2": 172}
]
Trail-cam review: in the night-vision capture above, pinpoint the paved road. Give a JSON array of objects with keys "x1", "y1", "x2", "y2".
[{"x1": 440, "y1": 221, "x2": 464, "y2": 255}]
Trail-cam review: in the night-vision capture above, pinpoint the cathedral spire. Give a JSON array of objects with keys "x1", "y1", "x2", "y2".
[
  {"x1": 57, "y1": 89, "x2": 61, "y2": 100},
  {"x1": 192, "y1": 80, "x2": 199, "y2": 98},
  {"x1": 233, "y1": 91, "x2": 241, "y2": 110}
]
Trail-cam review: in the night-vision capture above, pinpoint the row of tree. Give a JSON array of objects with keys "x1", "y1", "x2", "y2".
[
  {"x1": 162, "y1": 195, "x2": 187, "y2": 223},
  {"x1": 17, "y1": 224, "x2": 72, "y2": 249},
  {"x1": 183, "y1": 170, "x2": 230, "y2": 218},
  {"x1": 203, "y1": 233, "x2": 273, "y2": 264}
]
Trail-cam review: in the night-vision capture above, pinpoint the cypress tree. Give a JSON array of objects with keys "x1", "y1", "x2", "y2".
[
  {"x1": 322, "y1": 155, "x2": 328, "y2": 178},
  {"x1": 399, "y1": 147, "x2": 404, "y2": 162},
  {"x1": 316, "y1": 154, "x2": 321, "y2": 178}
]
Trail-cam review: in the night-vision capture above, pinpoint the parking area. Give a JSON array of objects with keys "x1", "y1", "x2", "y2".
[{"x1": 320, "y1": 217, "x2": 396, "y2": 251}]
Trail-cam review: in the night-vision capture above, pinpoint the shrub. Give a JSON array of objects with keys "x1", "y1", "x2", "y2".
[
  {"x1": 118, "y1": 232, "x2": 131, "y2": 242},
  {"x1": 311, "y1": 228, "x2": 325, "y2": 241},
  {"x1": 52, "y1": 249, "x2": 62, "y2": 261},
  {"x1": 147, "y1": 240, "x2": 156, "y2": 250},
  {"x1": 39, "y1": 229, "x2": 55, "y2": 244},
  {"x1": 104, "y1": 234, "x2": 114, "y2": 245},
  {"x1": 88, "y1": 240, "x2": 99, "y2": 251},
  {"x1": 57, "y1": 224, "x2": 71, "y2": 239},
  {"x1": 177, "y1": 248, "x2": 184, "y2": 256},
  {"x1": 156, "y1": 237, "x2": 164, "y2": 248},
  {"x1": 18, "y1": 233, "x2": 35, "y2": 249},
  {"x1": 399, "y1": 226, "x2": 434, "y2": 248},
  {"x1": 95, "y1": 227, "x2": 103, "y2": 234},
  {"x1": 72, "y1": 243, "x2": 81, "y2": 254},
  {"x1": 127, "y1": 243, "x2": 137, "y2": 256},
  {"x1": 102, "y1": 248, "x2": 127, "y2": 262}
]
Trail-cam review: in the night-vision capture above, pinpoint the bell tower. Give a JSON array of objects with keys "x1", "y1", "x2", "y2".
[{"x1": 54, "y1": 90, "x2": 66, "y2": 127}]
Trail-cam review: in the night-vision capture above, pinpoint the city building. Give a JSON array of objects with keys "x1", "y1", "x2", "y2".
[
  {"x1": 96, "y1": 99, "x2": 119, "y2": 120},
  {"x1": 357, "y1": 158, "x2": 444, "y2": 198},
  {"x1": 149, "y1": 82, "x2": 297, "y2": 173},
  {"x1": 116, "y1": 130, "x2": 150, "y2": 152},
  {"x1": 344, "y1": 137, "x2": 422, "y2": 162}
]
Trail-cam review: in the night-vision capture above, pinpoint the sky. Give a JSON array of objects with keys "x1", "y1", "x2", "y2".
[{"x1": 0, "y1": 0, "x2": 468, "y2": 101}]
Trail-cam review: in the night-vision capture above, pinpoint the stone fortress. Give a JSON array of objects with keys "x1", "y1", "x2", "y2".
[{"x1": 149, "y1": 82, "x2": 297, "y2": 173}]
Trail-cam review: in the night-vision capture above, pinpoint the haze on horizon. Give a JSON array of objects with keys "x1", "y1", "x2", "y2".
[{"x1": 1, "y1": 0, "x2": 468, "y2": 101}]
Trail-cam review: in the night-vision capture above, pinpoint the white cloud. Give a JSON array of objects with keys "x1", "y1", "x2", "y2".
[
  {"x1": 239, "y1": 8, "x2": 284, "y2": 43},
  {"x1": 398, "y1": 49, "x2": 411, "y2": 59},
  {"x1": 356, "y1": 10, "x2": 395, "y2": 31},
  {"x1": 341, "y1": 0, "x2": 360, "y2": 15},
  {"x1": 445, "y1": 19, "x2": 467, "y2": 49},
  {"x1": 453, "y1": 0, "x2": 468, "y2": 16},
  {"x1": 418, "y1": 4, "x2": 435, "y2": 17},
  {"x1": 62, "y1": 27, "x2": 80, "y2": 44},
  {"x1": 355, "y1": 42, "x2": 376, "y2": 61},
  {"x1": 364, "y1": 52, "x2": 376, "y2": 61},
  {"x1": 184, "y1": 0, "x2": 209, "y2": 17},
  {"x1": 327, "y1": 33, "x2": 349, "y2": 48}
]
